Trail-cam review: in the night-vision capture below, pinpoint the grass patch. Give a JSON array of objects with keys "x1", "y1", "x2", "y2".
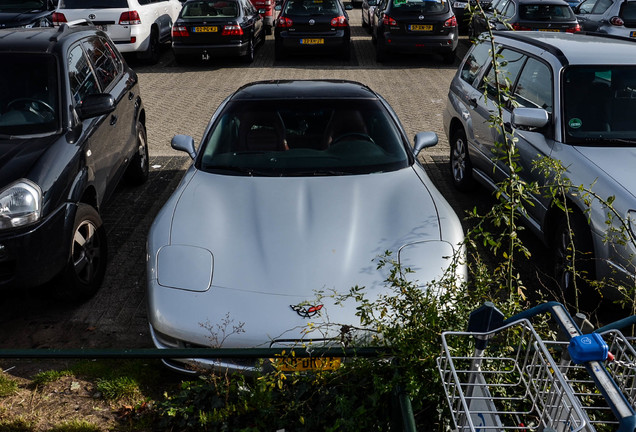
[
  {"x1": 0, "y1": 373, "x2": 18, "y2": 397},
  {"x1": 96, "y1": 376, "x2": 140, "y2": 401},
  {"x1": 48, "y1": 420, "x2": 102, "y2": 432},
  {"x1": 0, "y1": 418, "x2": 35, "y2": 432},
  {"x1": 31, "y1": 370, "x2": 73, "y2": 387}
]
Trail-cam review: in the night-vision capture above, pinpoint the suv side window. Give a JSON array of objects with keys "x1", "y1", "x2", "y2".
[
  {"x1": 68, "y1": 44, "x2": 100, "y2": 105},
  {"x1": 482, "y1": 48, "x2": 526, "y2": 100},
  {"x1": 501, "y1": 0, "x2": 515, "y2": 17},
  {"x1": 591, "y1": 0, "x2": 613, "y2": 13},
  {"x1": 460, "y1": 42, "x2": 491, "y2": 85},
  {"x1": 82, "y1": 37, "x2": 122, "y2": 91},
  {"x1": 513, "y1": 57, "x2": 553, "y2": 113}
]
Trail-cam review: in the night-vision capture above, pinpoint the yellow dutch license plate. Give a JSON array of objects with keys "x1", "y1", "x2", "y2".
[
  {"x1": 630, "y1": 31, "x2": 636, "y2": 37},
  {"x1": 194, "y1": 26, "x2": 218, "y2": 32},
  {"x1": 410, "y1": 24, "x2": 433, "y2": 31},
  {"x1": 538, "y1": 29, "x2": 560, "y2": 32},
  {"x1": 272, "y1": 357, "x2": 341, "y2": 372},
  {"x1": 300, "y1": 38, "x2": 324, "y2": 44}
]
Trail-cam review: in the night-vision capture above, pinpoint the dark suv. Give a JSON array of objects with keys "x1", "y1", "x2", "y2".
[
  {"x1": 371, "y1": 0, "x2": 458, "y2": 63},
  {"x1": 0, "y1": 23, "x2": 148, "y2": 300}
]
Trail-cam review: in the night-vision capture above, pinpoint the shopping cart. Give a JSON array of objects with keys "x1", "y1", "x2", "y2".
[{"x1": 437, "y1": 301, "x2": 636, "y2": 432}]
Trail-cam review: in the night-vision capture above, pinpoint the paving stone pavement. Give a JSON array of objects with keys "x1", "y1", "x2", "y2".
[{"x1": 0, "y1": 12, "x2": 476, "y2": 352}]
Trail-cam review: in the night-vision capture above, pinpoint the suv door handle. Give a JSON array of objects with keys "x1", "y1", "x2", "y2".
[
  {"x1": 468, "y1": 97, "x2": 478, "y2": 108},
  {"x1": 110, "y1": 115, "x2": 118, "y2": 126}
]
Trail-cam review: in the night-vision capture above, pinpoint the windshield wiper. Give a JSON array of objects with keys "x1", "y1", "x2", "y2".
[
  {"x1": 580, "y1": 137, "x2": 636, "y2": 145},
  {"x1": 204, "y1": 165, "x2": 277, "y2": 176}
]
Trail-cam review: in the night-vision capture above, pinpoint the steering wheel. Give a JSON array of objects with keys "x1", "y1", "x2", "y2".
[
  {"x1": 330, "y1": 132, "x2": 376, "y2": 146},
  {"x1": 6, "y1": 98, "x2": 55, "y2": 121}
]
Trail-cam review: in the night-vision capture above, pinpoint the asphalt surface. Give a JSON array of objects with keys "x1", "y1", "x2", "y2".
[{"x1": 0, "y1": 14, "x2": 511, "y2": 353}]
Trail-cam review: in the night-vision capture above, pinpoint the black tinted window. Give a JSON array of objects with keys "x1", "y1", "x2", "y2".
[
  {"x1": 68, "y1": 45, "x2": 100, "y2": 105},
  {"x1": 199, "y1": 99, "x2": 410, "y2": 176},
  {"x1": 82, "y1": 37, "x2": 122, "y2": 90},
  {"x1": 182, "y1": 0, "x2": 240, "y2": 16},
  {"x1": 391, "y1": 0, "x2": 447, "y2": 12},
  {"x1": 514, "y1": 57, "x2": 552, "y2": 113},
  {"x1": 483, "y1": 48, "x2": 526, "y2": 100},
  {"x1": 60, "y1": 0, "x2": 128, "y2": 8},
  {"x1": 0, "y1": 53, "x2": 58, "y2": 136},
  {"x1": 520, "y1": 4, "x2": 574, "y2": 20},
  {"x1": 620, "y1": 1, "x2": 636, "y2": 19}
]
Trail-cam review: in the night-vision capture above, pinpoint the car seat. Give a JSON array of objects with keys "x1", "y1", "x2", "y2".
[
  {"x1": 237, "y1": 111, "x2": 288, "y2": 152},
  {"x1": 322, "y1": 110, "x2": 368, "y2": 149}
]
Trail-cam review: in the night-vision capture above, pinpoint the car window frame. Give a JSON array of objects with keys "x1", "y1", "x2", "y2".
[{"x1": 512, "y1": 55, "x2": 554, "y2": 114}]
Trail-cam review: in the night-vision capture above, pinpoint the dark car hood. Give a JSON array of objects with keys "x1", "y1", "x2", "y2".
[
  {"x1": 0, "y1": 136, "x2": 57, "y2": 186},
  {"x1": 0, "y1": 10, "x2": 51, "y2": 28}
]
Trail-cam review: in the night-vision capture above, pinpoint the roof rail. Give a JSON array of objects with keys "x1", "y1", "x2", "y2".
[
  {"x1": 492, "y1": 31, "x2": 569, "y2": 66},
  {"x1": 49, "y1": 19, "x2": 93, "y2": 43}
]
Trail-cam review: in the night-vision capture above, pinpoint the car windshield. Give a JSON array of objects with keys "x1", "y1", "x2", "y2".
[
  {"x1": 59, "y1": 0, "x2": 128, "y2": 8},
  {"x1": 283, "y1": 0, "x2": 340, "y2": 15},
  {"x1": 391, "y1": 0, "x2": 447, "y2": 13},
  {"x1": 0, "y1": 0, "x2": 47, "y2": 12},
  {"x1": 198, "y1": 99, "x2": 411, "y2": 176},
  {"x1": 520, "y1": 4, "x2": 575, "y2": 20},
  {"x1": 181, "y1": 0, "x2": 239, "y2": 17},
  {"x1": 563, "y1": 66, "x2": 636, "y2": 145},
  {"x1": 0, "y1": 53, "x2": 59, "y2": 137}
]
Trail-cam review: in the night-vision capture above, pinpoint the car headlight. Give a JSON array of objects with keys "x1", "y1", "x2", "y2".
[{"x1": 0, "y1": 180, "x2": 42, "y2": 229}]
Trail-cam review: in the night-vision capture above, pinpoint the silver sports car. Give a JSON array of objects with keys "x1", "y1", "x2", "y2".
[{"x1": 146, "y1": 80, "x2": 466, "y2": 373}]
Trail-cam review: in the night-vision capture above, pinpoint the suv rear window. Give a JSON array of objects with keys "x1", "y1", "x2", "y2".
[
  {"x1": 391, "y1": 0, "x2": 447, "y2": 13},
  {"x1": 182, "y1": 1, "x2": 240, "y2": 17},
  {"x1": 520, "y1": 4, "x2": 574, "y2": 20},
  {"x1": 620, "y1": 1, "x2": 636, "y2": 20},
  {"x1": 59, "y1": 0, "x2": 128, "y2": 8}
]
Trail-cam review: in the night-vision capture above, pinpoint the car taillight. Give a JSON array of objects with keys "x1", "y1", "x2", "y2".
[
  {"x1": 382, "y1": 14, "x2": 397, "y2": 26},
  {"x1": 52, "y1": 11, "x2": 66, "y2": 25},
  {"x1": 566, "y1": 23, "x2": 581, "y2": 32},
  {"x1": 444, "y1": 16, "x2": 457, "y2": 27},
  {"x1": 277, "y1": 16, "x2": 293, "y2": 27},
  {"x1": 172, "y1": 25, "x2": 189, "y2": 37},
  {"x1": 222, "y1": 24, "x2": 243, "y2": 35},
  {"x1": 609, "y1": 16, "x2": 624, "y2": 26},
  {"x1": 119, "y1": 11, "x2": 141, "y2": 25},
  {"x1": 511, "y1": 23, "x2": 530, "y2": 30},
  {"x1": 330, "y1": 15, "x2": 348, "y2": 27}
]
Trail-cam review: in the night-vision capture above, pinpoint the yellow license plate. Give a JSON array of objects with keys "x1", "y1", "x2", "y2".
[
  {"x1": 272, "y1": 357, "x2": 341, "y2": 372},
  {"x1": 300, "y1": 38, "x2": 324, "y2": 44},
  {"x1": 537, "y1": 29, "x2": 560, "y2": 32},
  {"x1": 631, "y1": 31, "x2": 636, "y2": 37},
  {"x1": 194, "y1": 26, "x2": 218, "y2": 32},
  {"x1": 410, "y1": 24, "x2": 433, "y2": 31}
]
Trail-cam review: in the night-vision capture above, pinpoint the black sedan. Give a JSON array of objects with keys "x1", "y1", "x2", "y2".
[
  {"x1": 371, "y1": 0, "x2": 459, "y2": 63},
  {"x1": 172, "y1": 0, "x2": 265, "y2": 63},
  {"x1": 0, "y1": 24, "x2": 148, "y2": 300},
  {"x1": 274, "y1": 0, "x2": 353, "y2": 60}
]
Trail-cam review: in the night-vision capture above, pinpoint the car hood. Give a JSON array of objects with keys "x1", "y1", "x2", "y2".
[
  {"x1": 0, "y1": 136, "x2": 55, "y2": 186},
  {"x1": 574, "y1": 146, "x2": 636, "y2": 200},
  {"x1": 0, "y1": 10, "x2": 50, "y2": 28},
  {"x1": 165, "y1": 167, "x2": 451, "y2": 296}
]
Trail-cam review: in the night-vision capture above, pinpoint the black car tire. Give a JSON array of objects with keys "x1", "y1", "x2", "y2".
[
  {"x1": 552, "y1": 210, "x2": 599, "y2": 312},
  {"x1": 138, "y1": 27, "x2": 160, "y2": 65},
  {"x1": 62, "y1": 204, "x2": 108, "y2": 301},
  {"x1": 125, "y1": 121, "x2": 150, "y2": 185},
  {"x1": 449, "y1": 127, "x2": 475, "y2": 191},
  {"x1": 243, "y1": 37, "x2": 255, "y2": 63},
  {"x1": 362, "y1": 13, "x2": 368, "y2": 28},
  {"x1": 266, "y1": 25, "x2": 273, "y2": 35}
]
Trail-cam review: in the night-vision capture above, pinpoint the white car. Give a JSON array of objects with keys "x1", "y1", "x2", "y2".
[{"x1": 53, "y1": 0, "x2": 183, "y2": 63}]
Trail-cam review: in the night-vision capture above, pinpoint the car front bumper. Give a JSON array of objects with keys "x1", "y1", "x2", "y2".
[{"x1": 0, "y1": 202, "x2": 74, "y2": 290}]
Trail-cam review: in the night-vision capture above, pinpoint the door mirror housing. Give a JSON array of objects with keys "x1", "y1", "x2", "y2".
[{"x1": 172, "y1": 134, "x2": 197, "y2": 159}]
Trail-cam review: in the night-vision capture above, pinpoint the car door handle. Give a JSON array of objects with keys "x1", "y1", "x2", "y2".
[
  {"x1": 110, "y1": 115, "x2": 118, "y2": 126},
  {"x1": 468, "y1": 97, "x2": 478, "y2": 108},
  {"x1": 128, "y1": 91, "x2": 134, "y2": 100}
]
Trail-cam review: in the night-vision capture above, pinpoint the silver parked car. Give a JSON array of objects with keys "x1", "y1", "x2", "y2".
[
  {"x1": 575, "y1": 0, "x2": 636, "y2": 38},
  {"x1": 443, "y1": 31, "x2": 636, "y2": 308},
  {"x1": 147, "y1": 80, "x2": 466, "y2": 374}
]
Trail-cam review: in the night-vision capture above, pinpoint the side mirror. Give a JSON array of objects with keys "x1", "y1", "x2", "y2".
[
  {"x1": 171, "y1": 134, "x2": 197, "y2": 159},
  {"x1": 76, "y1": 93, "x2": 115, "y2": 120},
  {"x1": 413, "y1": 131, "x2": 438, "y2": 156},
  {"x1": 511, "y1": 107, "x2": 549, "y2": 129},
  {"x1": 345, "y1": 4, "x2": 353, "y2": 9}
]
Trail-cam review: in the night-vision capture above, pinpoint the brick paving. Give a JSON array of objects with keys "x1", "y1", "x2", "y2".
[{"x1": 0, "y1": 12, "x2": 474, "y2": 351}]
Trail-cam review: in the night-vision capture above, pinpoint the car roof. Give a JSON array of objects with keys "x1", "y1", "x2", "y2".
[
  {"x1": 230, "y1": 80, "x2": 380, "y2": 100},
  {"x1": 493, "y1": 31, "x2": 636, "y2": 66},
  {"x1": 0, "y1": 24, "x2": 96, "y2": 53}
]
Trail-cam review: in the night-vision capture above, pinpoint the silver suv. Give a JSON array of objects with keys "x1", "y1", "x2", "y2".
[{"x1": 443, "y1": 31, "x2": 636, "y2": 306}]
